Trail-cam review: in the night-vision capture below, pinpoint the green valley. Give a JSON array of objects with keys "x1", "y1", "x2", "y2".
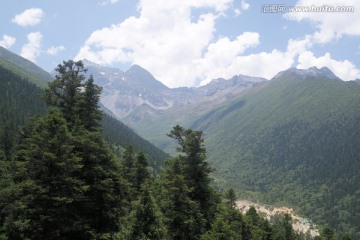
[
  {"x1": 123, "y1": 67, "x2": 360, "y2": 238},
  {"x1": 201, "y1": 70, "x2": 360, "y2": 238}
]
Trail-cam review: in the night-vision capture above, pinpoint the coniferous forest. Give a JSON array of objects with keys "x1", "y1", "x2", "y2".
[{"x1": 0, "y1": 60, "x2": 352, "y2": 239}]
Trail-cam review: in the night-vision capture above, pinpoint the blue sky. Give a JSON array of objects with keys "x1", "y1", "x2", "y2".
[{"x1": 1, "y1": 0, "x2": 359, "y2": 87}]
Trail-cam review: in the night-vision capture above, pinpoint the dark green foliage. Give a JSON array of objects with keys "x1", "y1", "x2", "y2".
[
  {"x1": 0, "y1": 60, "x2": 167, "y2": 171},
  {"x1": 77, "y1": 75, "x2": 103, "y2": 131},
  {"x1": 0, "y1": 149, "x2": 12, "y2": 239},
  {"x1": 201, "y1": 216, "x2": 239, "y2": 240},
  {"x1": 320, "y1": 227, "x2": 335, "y2": 240},
  {"x1": 44, "y1": 60, "x2": 91, "y2": 130},
  {"x1": 2, "y1": 110, "x2": 87, "y2": 239},
  {"x1": 0, "y1": 65, "x2": 47, "y2": 158},
  {"x1": 0, "y1": 46, "x2": 53, "y2": 88},
  {"x1": 102, "y1": 114, "x2": 168, "y2": 171},
  {"x1": 225, "y1": 188, "x2": 237, "y2": 208},
  {"x1": 122, "y1": 146, "x2": 136, "y2": 183},
  {"x1": 134, "y1": 152, "x2": 151, "y2": 192},
  {"x1": 272, "y1": 214, "x2": 298, "y2": 240},
  {"x1": 201, "y1": 204, "x2": 244, "y2": 240},
  {"x1": 127, "y1": 187, "x2": 167, "y2": 240},
  {"x1": 119, "y1": 147, "x2": 165, "y2": 240},
  {"x1": 70, "y1": 129, "x2": 128, "y2": 238},
  {"x1": 194, "y1": 76, "x2": 360, "y2": 238},
  {"x1": 0, "y1": 126, "x2": 14, "y2": 161},
  {"x1": 121, "y1": 146, "x2": 151, "y2": 202},
  {"x1": 341, "y1": 234, "x2": 352, "y2": 240},
  {"x1": 243, "y1": 206, "x2": 273, "y2": 240},
  {"x1": 2, "y1": 111, "x2": 127, "y2": 239},
  {"x1": 160, "y1": 157, "x2": 205, "y2": 239},
  {"x1": 167, "y1": 125, "x2": 220, "y2": 227},
  {"x1": 0, "y1": 60, "x2": 128, "y2": 239}
]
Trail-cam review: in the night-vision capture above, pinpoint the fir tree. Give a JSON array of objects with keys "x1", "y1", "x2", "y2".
[
  {"x1": 225, "y1": 188, "x2": 237, "y2": 208},
  {"x1": 76, "y1": 75, "x2": 102, "y2": 131},
  {"x1": 133, "y1": 152, "x2": 150, "y2": 192},
  {"x1": 160, "y1": 157, "x2": 205, "y2": 240},
  {"x1": 71, "y1": 129, "x2": 128, "y2": 238},
  {"x1": 201, "y1": 203, "x2": 244, "y2": 240},
  {"x1": 320, "y1": 227, "x2": 335, "y2": 240},
  {"x1": 167, "y1": 125, "x2": 220, "y2": 228},
  {"x1": 44, "y1": 60, "x2": 86, "y2": 128},
  {"x1": 127, "y1": 187, "x2": 167, "y2": 240},
  {"x1": 3, "y1": 110, "x2": 87, "y2": 239},
  {"x1": 44, "y1": 60, "x2": 102, "y2": 132}
]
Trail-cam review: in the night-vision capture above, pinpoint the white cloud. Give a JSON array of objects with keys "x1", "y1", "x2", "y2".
[
  {"x1": 76, "y1": 0, "x2": 233, "y2": 87},
  {"x1": 200, "y1": 49, "x2": 295, "y2": 85},
  {"x1": 12, "y1": 8, "x2": 44, "y2": 27},
  {"x1": 77, "y1": 0, "x2": 359, "y2": 87},
  {"x1": 297, "y1": 51, "x2": 360, "y2": 80},
  {"x1": 101, "y1": 0, "x2": 119, "y2": 6},
  {"x1": 241, "y1": 0, "x2": 250, "y2": 11},
  {"x1": 47, "y1": 45, "x2": 65, "y2": 56},
  {"x1": 21, "y1": 32, "x2": 42, "y2": 62},
  {"x1": 285, "y1": 0, "x2": 360, "y2": 43},
  {"x1": 198, "y1": 32, "x2": 260, "y2": 84},
  {"x1": 283, "y1": 1, "x2": 360, "y2": 80},
  {"x1": 234, "y1": 9, "x2": 241, "y2": 16},
  {"x1": 234, "y1": 0, "x2": 250, "y2": 16},
  {"x1": 0, "y1": 35, "x2": 16, "y2": 49},
  {"x1": 286, "y1": 35, "x2": 313, "y2": 57}
]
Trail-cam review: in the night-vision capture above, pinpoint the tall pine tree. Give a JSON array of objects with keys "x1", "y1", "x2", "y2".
[
  {"x1": 3, "y1": 110, "x2": 87, "y2": 239},
  {"x1": 160, "y1": 157, "x2": 205, "y2": 240},
  {"x1": 2, "y1": 60, "x2": 128, "y2": 239},
  {"x1": 167, "y1": 125, "x2": 220, "y2": 229},
  {"x1": 44, "y1": 60, "x2": 102, "y2": 132}
]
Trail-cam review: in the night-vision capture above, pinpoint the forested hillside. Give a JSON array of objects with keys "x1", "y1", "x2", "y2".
[
  {"x1": 0, "y1": 63, "x2": 168, "y2": 167},
  {"x1": 0, "y1": 65, "x2": 47, "y2": 160},
  {"x1": 0, "y1": 46, "x2": 53, "y2": 88},
  {"x1": 101, "y1": 115, "x2": 168, "y2": 169},
  {"x1": 195, "y1": 70, "x2": 360, "y2": 238}
]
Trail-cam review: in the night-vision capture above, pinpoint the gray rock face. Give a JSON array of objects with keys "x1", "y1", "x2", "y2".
[{"x1": 83, "y1": 59, "x2": 266, "y2": 122}]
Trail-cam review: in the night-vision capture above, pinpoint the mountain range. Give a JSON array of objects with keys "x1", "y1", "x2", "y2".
[
  {"x1": 0, "y1": 46, "x2": 359, "y2": 237},
  {"x1": 84, "y1": 60, "x2": 360, "y2": 238},
  {"x1": 84, "y1": 60, "x2": 266, "y2": 150},
  {"x1": 84, "y1": 59, "x2": 264, "y2": 119}
]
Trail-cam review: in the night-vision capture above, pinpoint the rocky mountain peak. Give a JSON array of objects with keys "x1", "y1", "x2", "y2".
[{"x1": 274, "y1": 67, "x2": 339, "y2": 80}]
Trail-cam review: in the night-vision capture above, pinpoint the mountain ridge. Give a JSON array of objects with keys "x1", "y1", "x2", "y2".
[
  {"x1": 274, "y1": 66, "x2": 340, "y2": 80},
  {"x1": 0, "y1": 46, "x2": 53, "y2": 87},
  {"x1": 83, "y1": 59, "x2": 267, "y2": 125}
]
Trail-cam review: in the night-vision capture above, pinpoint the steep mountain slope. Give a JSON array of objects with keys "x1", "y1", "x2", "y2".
[
  {"x1": 0, "y1": 47, "x2": 53, "y2": 87},
  {"x1": 0, "y1": 65, "x2": 47, "y2": 160},
  {"x1": 193, "y1": 68, "x2": 360, "y2": 237},
  {"x1": 0, "y1": 61, "x2": 168, "y2": 167},
  {"x1": 84, "y1": 60, "x2": 265, "y2": 152}
]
